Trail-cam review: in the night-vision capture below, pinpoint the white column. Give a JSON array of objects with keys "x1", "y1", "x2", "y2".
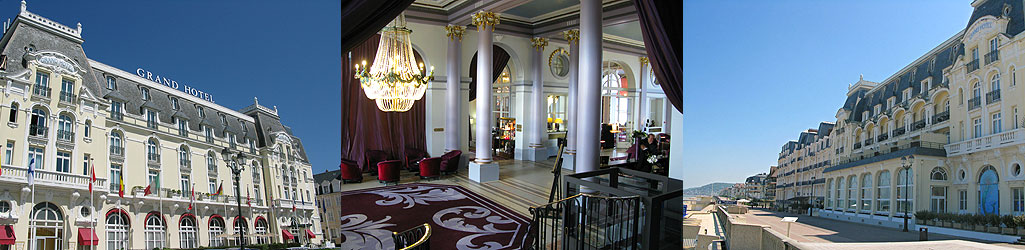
[
  {"x1": 639, "y1": 57, "x2": 649, "y2": 130},
  {"x1": 445, "y1": 25, "x2": 465, "y2": 153},
  {"x1": 469, "y1": 12, "x2": 500, "y2": 182},
  {"x1": 527, "y1": 37, "x2": 549, "y2": 161},
  {"x1": 576, "y1": 0, "x2": 602, "y2": 174},
  {"x1": 563, "y1": 29, "x2": 580, "y2": 170}
]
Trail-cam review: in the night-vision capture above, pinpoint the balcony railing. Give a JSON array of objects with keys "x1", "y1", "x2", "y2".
[
  {"x1": 969, "y1": 97, "x2": 982, "y2": 110},
  {"x1": 58, "y1": 91, "x2": 76, "y2": 103},
  {"x1": 865, "y1": 138, "x2": 874, "y2": 146},
  {"x1": 109, "y1": 146, "x2": 124, "y2": 156},
  {"x1": 967, "y1": 59, "x2": 980, "y2": 72},
  {"x1": 877, "y1": 134, "x2": 888, "y2": 142},
  {"x1": 933, "y1": 111, "x2": 950, "y2": 124},
  {"x1": 110, "y1": 111, "x2": 123, "y2": 121},
  {"x1": 987, "y1": 90, "x2": 1001, "y2": 103},
  {"x1": 180, "y1": 159, "x2": 191, "y2": 168},
  {"x1": 29, "y1": 125, "x2": 47, "y2": 137},
  {"x1": 32, "y1": 85, "x2": 51, "y2": 98},
  {"x1": 853, "y1": 142, "x2": 862, "y2": 150},
  {"x1": 946, "y1": 128, "x2": 1025, "y2": 156},
  {"x1": 147, "y1": 153, "x2": 161, "y2": 162},
  {"x1": 985, "y1": 50, "x2": 1000, "y2": 65},
  {"x1": 910, "y1": 119, "x2": 926, "y2": 131},
  {"x1": 0, "y1": 164, "x2": 107, "y2": 191},
  {"x1": 56, "y1": 130, "x2": 74, "y2": 142},
  {"x1": 892, "y1": 127, "x2": 906, "y2": 137}
]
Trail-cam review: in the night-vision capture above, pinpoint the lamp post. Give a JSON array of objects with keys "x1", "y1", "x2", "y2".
[
  {"x1": 221, "y1": 148, "x2": 247, "y2": 250},
  {"x1": 901, "y1": 155, "x2": 914, "y2": 232}
]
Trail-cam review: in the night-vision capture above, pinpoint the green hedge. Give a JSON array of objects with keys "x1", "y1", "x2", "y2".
[
  {"x1": 170, "y1": 242, "x2": 300, "y2": 250},
  {"x1": 914, "y1": 210, "x2": 1025, "y2": 228}
]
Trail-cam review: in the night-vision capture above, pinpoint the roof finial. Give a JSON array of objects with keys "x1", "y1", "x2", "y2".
[
  {"x1": 273, "y1": 105, "x2": 278, "y2": 114},
  {"x1": 20, "y1": 0, "x2": 26, "y2": 13},
  {"x1": 860, "y1": 74, "x2": 863, "y2": 81},
  {"x1": 76, "y1": 22, "x2": 81, "y2": 33},
  {"x1": 254, "y1": 97, "x2": 259, "y2": 106}
]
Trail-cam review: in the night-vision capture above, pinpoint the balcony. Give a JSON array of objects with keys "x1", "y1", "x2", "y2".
[
  {"x1": 147, "y1": 153, "x2": 161, "y2": 163},
  {"x1": 29, "y1": 125, "x2": 47, "y2": 138},
  {"x1": 877, "y1": 134, "x2": 889, "y2": 142},
  {"x1": 946, "y1": 128, "x2": 1025, "y2": 156},
  {"x1": 853, "y1": 142, "x2": 862, "y2": 150},
  {"x1": 31, "y1": 85, "x2": 51, "y2": 99},
  {"x1": 58, "y1": 91, "x2": 76, "y2": 104},
  {"x1": 110, "y1": 111, "x2": 123, "y2": 121},
  {"x1": 967, "y1": 59, "x2": 980, "y2": 72},
  {"x1": 864, "y1": 138, "x2": 874, "y2": 146},
  {"x1": 987, "y1": 90, "x2": 1001, "y2": 103},
  {"x1": 933, "y1": 111, "x2": 950, "y2": 124},
  {"x1": 828, "y1": 137, "x2": 947, "y2": 173},
  {"x1": 985, "y1": 50, "x2": 1000, "y2": 65},
  {"x1": 969, "y1": 97, "x2": 982, "y2": 110},
  {"x1": 0, "y1": 164, "x2": 107, "y2": 192},
  {"x1": 910, "y1": 119, "x2": 926, "y2": 131},
  {"x1": 179, "y1": 159, "x2": 191, "y2": 171},
  {"x1": 56, "y1": 130, "x2": 74, "y2": 142},
  {"x1": 892, "y1": 127, "x2": 906, "y2": 137}
]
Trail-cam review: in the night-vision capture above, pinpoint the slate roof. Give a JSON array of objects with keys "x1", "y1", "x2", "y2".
[{"x1": 313, "y1": 170, "x2": 340, "y2": 184}]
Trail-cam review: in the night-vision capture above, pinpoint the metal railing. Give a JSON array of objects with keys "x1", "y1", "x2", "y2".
[
  {"x1": 59, "y1": 91, "x2": 76, "y2": 103},
  {"x1": 147, "y1": 153, "x2": 161, "y2": 162},
  {"x1": 32, "y1": 85, "x2": 51, "y2": 98},
  {"x1": 180, "y1": 159, "x2": 191, "y2": 168},
  {"x1": 877, "y1": 134, "x2": 888, "y2": 142},
  {"x1": 109, "y1": 146, "x2": 124, "y2": 156},
  {"x1": 967, "y1": 59, "x2": 980, "y2": 72},
  {"x1": 110, "y1": 111, "x2": 123, "y2": 121},
  {"x1": 892, "y1": 127, "x2": 906, "y2": 137},
  {"x1": 29, "y1": 124, "x2": 47, "y2": 137},
  {"x1": 393, "y1": 223, "x2": 431, "y2": 250},
  {"x1": 933, "y1": 111, "x2": 950, "y2": 124},
  {"x1": 56, "y1": 130, "x2": 74, "y2": 142},
  {"x1": 985, "y1": 50, "x2": 1000, "y2": 65},
  {"x1": 910, "y1": 119, "x2": 926, "y2": 131},
  {"x1": 969, "y1": 96, "x2": 982, "y2": 110},
  {"x1": 527, "y1": 193, "x2": 642, "y2": 250},
  {"x1": 987, "y1": 90, "x2": 1001, "y2": 103},
  {"x1": 853, "y1": 142, "x2": 862, "y2": 149}
]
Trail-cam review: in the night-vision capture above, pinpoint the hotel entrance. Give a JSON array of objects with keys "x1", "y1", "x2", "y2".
[{"x1": 30, "y1": 203, "x2": 64, "y2": 250}]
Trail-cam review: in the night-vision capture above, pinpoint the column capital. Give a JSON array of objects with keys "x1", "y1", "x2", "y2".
[
  {"x1": 445, "y1": 25, "x2": 466, "y2": 41},
  {"x1": 563, "y1": 29, "x2": 580, "y2": 44},
  {"x1": 530, "y1": 37, "x2": 549, "y2": 51},
  {"x1": 471, "y1": 11, "x2": 500, "y2": 31},
  {"x1": 639, "y1": 56, "x2": 649, "y2": 67}
]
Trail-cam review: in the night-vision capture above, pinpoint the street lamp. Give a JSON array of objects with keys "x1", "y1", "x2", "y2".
[
  {"x1": 221, "y1": 148, "x2": 247, "y2": 250},
  {"x1": 901, "y1": 155, "x2": 915, "y2": 232}
]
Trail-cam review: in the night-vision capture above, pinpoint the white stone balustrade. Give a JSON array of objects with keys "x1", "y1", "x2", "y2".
[{"x1": 946, "y1": 128, "x2": 1025, "y2": 156}]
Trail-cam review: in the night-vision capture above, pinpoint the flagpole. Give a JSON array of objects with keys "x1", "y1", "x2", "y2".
[
  {"x1": 27, "y1": 159, "x2": 35, "y2": 250},
  {"x1": 90, "y1": 161, "x2": 95, "y2": 250}
]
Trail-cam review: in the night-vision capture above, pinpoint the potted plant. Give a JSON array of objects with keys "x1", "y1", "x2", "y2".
[
  {"x1": 914, "y1": 211, "x2": 928, "y2": 225},
  {"x1": 974, "y1": 214, "x2": 988, "y2": 232},
  {"x1": 988, "y1": 214, "x2": 1002, "y2": 233},
  {"x1": 941, "y1": 213, "x2": 954, "y2": 228},
  {"x1": 1016, "y1": 215, "x2": 1025, "y2": 237},
  {"x1": 1002, "y1": 215, "x2": 1017, "y2": 235},
  {"x1": 951, "y1": 213, "x2": 963, "y2": 229}
]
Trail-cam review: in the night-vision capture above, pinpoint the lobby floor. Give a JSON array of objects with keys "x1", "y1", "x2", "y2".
[{"x1": 339, "y1": 157, "x2": 568, "y2": 216}]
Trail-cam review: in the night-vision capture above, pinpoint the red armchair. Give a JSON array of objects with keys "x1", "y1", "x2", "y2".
[
  {"x1": 377, "y1": 160, "x2": 402, "y2": 184},
  {"x1": 365, "y1": 150, "x2": 389, "y2": 175},
  {"x1": 418, "y1": 157, "x2": 442, "y2": 180},
  {"x1": 339, "y1": 159, "x2": 362, "y2": 183},
  {"x1": 404, "y1": 148, "x2": 430, "y2": 172},
  {"x1": 440, "y1": 150, "x2": 462, "y2": 174}
]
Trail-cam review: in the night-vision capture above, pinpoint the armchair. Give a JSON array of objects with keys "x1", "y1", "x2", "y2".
[
  {"x1": 440, "y1": 150, "x2": 462, "y2": 174},
  {"x1": 418, "y1": 157, "x2": 442, "y2": 180},
  {"x1": 339, "y1": 159, "x2": 362, "y2": 183},
  {"x1": 365, "y1": 150, "x2": 389, "y2": 175},
  {"x1": 404, "y1": 148, "x2": 430, "y2": 172},
  {"x1": 377, "y1": 160, "x2": 402, "y2": 184}
]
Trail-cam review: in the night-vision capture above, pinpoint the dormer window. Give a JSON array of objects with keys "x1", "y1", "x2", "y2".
[
  {"x1": 170, "y1": 98, "x2": 180, "y2": 110},
  {"x1": 903, "y1": 89, "x2": 912, "y2": 102},
  {"x1": 106, "y1": 76, "x2": 116, "y2": 90},
  {"x1": 220, "y1": 114, "x2": 227, "y2": 125},
  {"x1": 862, "y1": 111, "x2": 869, "y2": 122},
  {"x1": 141, "y1": 87, "x2": 150, "y2": 100},
  {"x1": 197, "y1": 106, "x2": 205, "y2": 118},
  {"x1": 887, "y1": 97, "x2": 895, "y2": 109},
  {"x1": 991, "y1": 37, "x2": 999, "y2": 52},
  {"x1": 874, "y1": 105, "x2": 881, "y2": 115}
]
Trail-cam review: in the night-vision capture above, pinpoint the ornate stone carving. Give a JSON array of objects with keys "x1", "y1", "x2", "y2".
[
  {"x1": 563, "y1": 29, "x2": 580, "y2": 44},
  {"x1": 530, "y1": 37, "x2": 548, "y2": 50},
  {"x1": 640, "y1": 56, "x2": 649, "y2": 67},
  {"x1": 471, "y1": 11, "x2": 500, "y2": 31}
]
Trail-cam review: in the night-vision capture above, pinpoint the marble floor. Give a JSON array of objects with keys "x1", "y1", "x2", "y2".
[{"x1": 339, "y1": 157, "x2": 570, "y2": 216}]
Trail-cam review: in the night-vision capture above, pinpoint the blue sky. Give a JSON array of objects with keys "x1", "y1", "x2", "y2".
[
  {"x1": 10, "y1": 1, "x2": 342, "y2": 174},
  {"x1": 681, "y1": 1, "x2": 972, "y2": 188}
]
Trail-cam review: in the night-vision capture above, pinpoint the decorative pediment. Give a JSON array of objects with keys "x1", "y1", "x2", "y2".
[
  {"x1": 963, "y1": 16, "x2": 1009, "y2": 43},
  {"x1": 24, "y1": 51, "x2": 86, "y2": 76}
]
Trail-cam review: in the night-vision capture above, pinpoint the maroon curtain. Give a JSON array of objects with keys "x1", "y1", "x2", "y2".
[
  {"x1": 340, "y1": 0, "x2": 415, "y2": 52},
  {"x1": 467, "y1": 45, "x2": 512, "y2": 101},
  {"x1": 341, "y1": 34, "x2": 427, "y2": 172},
  {"x1": 634, "y1": 0, "x2": 682, "y2": 113}
]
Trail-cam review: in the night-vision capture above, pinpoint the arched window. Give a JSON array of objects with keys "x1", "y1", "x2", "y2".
[
  {"x1": 897, "y1": 168, "x2": 914, "y2": 215},
  {"x1": 84, "y1": 120, "x2": 91, "y2": 138},
  {"x1": 144, "y1": 213, "x2": 166, "y2": 249},
  {"x1": 979, "y1": 166, "x2": 1000, "y2": 215},
  {"x1": 7, "y1": 102, "x2": 17, "y2": 123},
  {"x1": 931, "y1": 167, "x2": 948, "y2": 180},
  {"x1": 254, "y1": 218, "x2": 269, "y2": 245},
  {"x1": 877, "y1": 171, "x2": 891, "y2": 212},
  {"x1": 992, "y1": 73, "x2": 1001, "y2": 91},
  {"x1": 826, "y1": 179, "x2": 833, "y2": 209},
  {"x1": 57, "y1": 113, "x2": 73, "y2": 141},
  {"x1": 207, "y1": 152, "x2": 217, "y2": 175},
  {"x1": 847, "y1": 176, "x2": 857, "y2": 210},
  {"x1": 105, "y1": 211, "x2": 129, "y2": 250},
  {"x1": 1013, "y1": 67, "x2": 1017, "y2": 86},
  {"x1": 110, "y1": 131, "x2": 123, "y2": 156},
  {"x1": 973, "y1": 82, "x2": 982, "y2": 100},
  {"x1": 147, "y1": 139, "x2": 160, "y2": 162},
  {"x1": 601, "y1": 61, "x2": 630, "y2": 127},
  {"x1": 179, "y1": 145, "x2": 191, "y2": 168},
  {"x1": 835, "y1": 177, "x2": 844, "y2": 211},
  {"x1": 30, "y1": 107, "x2": 47, "y2": 137},
  {"x1": 32, "y1": 202, "x2": 64, "y2": 249},
  {"x1": 861, "y1": 174, "x2": 872, "y2": 211},
  {"x1": 179, "y1": 215, "x2": 198, "y2": 248},
  {"x1": 209, "y1": 216, "x2": 225, "y2": 247},
  {"x1": 232, "y1": 217, "x2": 249, "y2": 246}
]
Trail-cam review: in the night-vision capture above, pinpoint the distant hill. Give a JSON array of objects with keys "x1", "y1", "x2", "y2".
[{"x1": 682, "y1": 182, "x2": 735, "y2": 196}]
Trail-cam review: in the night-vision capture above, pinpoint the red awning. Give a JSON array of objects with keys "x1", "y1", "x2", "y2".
[
  {"x1": 78, "y1": 228, "x2": 99, "y2": 245},
  {"x1": 0, "y1": 225, "x2": 14, "y2": 245},
  {"x1": 305, "y1": 229, "x2": 316, "y2": 239},
  {"x1": 281, "y1": 229, "x2": 294, "y2": 240}
]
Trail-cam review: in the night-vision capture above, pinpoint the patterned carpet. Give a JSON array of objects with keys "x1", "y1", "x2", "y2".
[{"x1": 337, "y1": 183, "x2": 532, "y2": 250}]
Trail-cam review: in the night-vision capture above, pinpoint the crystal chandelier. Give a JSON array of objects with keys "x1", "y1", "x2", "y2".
[{"x1": 354, "y1": 13, "x2": 434, "y2": 112}]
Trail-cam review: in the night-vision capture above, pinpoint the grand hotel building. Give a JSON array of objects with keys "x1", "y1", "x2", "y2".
[
  {"x1": 0, "y1": 2, "x2": 322, "y2": 249},
  {"x1": 773, "y1": 0, "x2": 1025, "y2": 230}
]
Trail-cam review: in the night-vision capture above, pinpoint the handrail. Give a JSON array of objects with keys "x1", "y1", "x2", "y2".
[{"x1": 395, "y1": 223, "x2": 431, "y2": 250}]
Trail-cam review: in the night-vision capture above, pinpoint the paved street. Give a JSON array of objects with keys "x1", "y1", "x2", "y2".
[{"x1": 738, "y1": 208, "x2": 1025, "y2": 248}]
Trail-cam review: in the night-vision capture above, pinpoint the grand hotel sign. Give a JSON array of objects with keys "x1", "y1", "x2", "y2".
[{"x1": 136, "y1": 68, "x2": 215, "y2": 103}]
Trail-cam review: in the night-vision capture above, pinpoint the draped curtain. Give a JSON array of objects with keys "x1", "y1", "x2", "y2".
[
  {"x1": 340, "y1": 0, "x2": 415, "y2": 52},
  {"x1": 634, "y1": 0, "x2": 682, "y2": 113},
  {"x1": 468, "y1": 45, "x2": 512, "y2": 101},
  {"x1": 341, "y1": 34, "x2": 427, "y2": 172}
]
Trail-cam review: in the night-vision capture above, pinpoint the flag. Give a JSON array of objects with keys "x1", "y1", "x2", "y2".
[
  {"x1": 89, "y1": 163, "x2": 95, "y2": 193},
  {"x1": 246, "y1": 189, "x2": 252, "y2": 207},
  {"x1": 118, "y1": 172, "x2": 124, "y2": 198},
  {"x1": 144, "y1": 184, "x2": 152, "y2": 196},
  {"x1": 209, "y1": 182, "x2": 223, "y2": 196},
  {"x1": 26, "y1": 158, "x2": 35, "y2": 186},
  {"x1": 188, "y1": 183, "x2": 195, "y2": 210},
  {"x1": 0, "y1": 149, "x2": 3, "y2": 176}
]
